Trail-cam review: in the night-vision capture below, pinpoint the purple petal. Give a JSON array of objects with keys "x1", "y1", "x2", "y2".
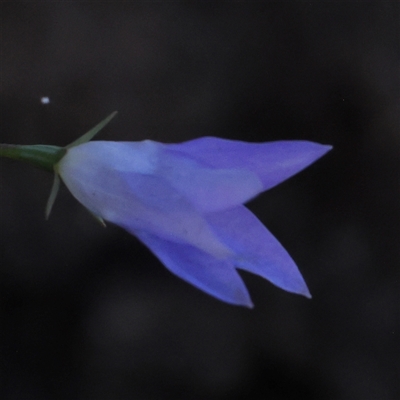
[
  {"x1": 62, "y1": 141, "x2": 264, "y2": 213},
  {"x1": 132, "y1": 230, "x2": 254, "y2": 307},
  {"x1": 60, "y1": 142, "x2": 232, "y2": 256},
  {"x1": 206, "y1": 206, "x2": 311, "y2": 298},
  {"x1": 166, "y1": 137, "x2": 332, "y2": 191},
  {"x1": 157, "y1": 148, "x2": 263, "y2": 212}
]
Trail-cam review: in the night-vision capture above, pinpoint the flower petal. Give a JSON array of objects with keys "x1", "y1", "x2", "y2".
[
  {"x1": 59, "y1": 143, "x2": 232, "y2": 258},
  {"x1": 206, "y1": 206, "x2": 311, "y2": 297},
  {"x1": 132, "y1": 230, "x2": 254, "y2": 307},
  {"x1": 157, "y1": 148, "x2": 263, "y2": 212},
  {"x1": 166, "y1": 137, "x2": 332, "y2": 191},
  {"x1": 60, "y1": 141, "x2": 264, "y2": 213}
]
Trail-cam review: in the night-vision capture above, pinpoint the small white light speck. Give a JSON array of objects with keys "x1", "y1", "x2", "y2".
[{"x1": 41, "y1": 97, "x2": 50, "y2": 104}]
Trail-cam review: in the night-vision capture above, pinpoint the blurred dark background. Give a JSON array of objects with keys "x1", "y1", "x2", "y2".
[{"x1": 1, "y1": 3, "x2": 399, "y2": 399}]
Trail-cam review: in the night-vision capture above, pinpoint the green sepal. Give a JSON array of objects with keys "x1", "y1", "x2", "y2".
[
  {"x1": 45, "y1": 173, "x2": 61, "y2": 219},
  {"x1": 0, "y1": 111, "x2": 117, "y2": 170},
  {"x1": 88, "y1": 211, "x2": 107, "y2": 227},
  {"x1": 1, "y1": 111, "x2": 118, "y2": 220},
  {"x1": 0, "y1": 144, "x2": 65, "y2": 172},
  {"x1": 66, "y1": 111, "x2": 118, "y2": 149}
]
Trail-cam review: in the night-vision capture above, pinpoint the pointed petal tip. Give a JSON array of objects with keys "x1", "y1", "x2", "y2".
[
  {"x1": 281, "y1": 285, "x2": 311, "y2": 300},
  {"x1": 321, "y1": 143, "x2": 333, "y2": 154},
  {"x1": 238, "y1": 297, "x2": 254, "y2": 308},
  {"x1": 307, "y1": 142, "x2": 332, "y2": 160},
  {"x1": 279, "y1": 277, "x2": 312, "y2": 300},
  {"x1": 224, "y1": 296, "x2": 254, "y2": 308},
  {"x1": 221, "y1": 287, "x2": 254, "y2": 308},
  {"x1": 299, "y1": 286, "x2": 312, "y2": 299}
]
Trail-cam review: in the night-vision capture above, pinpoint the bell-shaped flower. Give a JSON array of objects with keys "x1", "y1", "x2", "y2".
[
  {"x1": 56, "y1": 136, "x2": 332, "y2": 307},
  {"x1": 0, "y1": 113, "x2": 331, "y2": 307}
]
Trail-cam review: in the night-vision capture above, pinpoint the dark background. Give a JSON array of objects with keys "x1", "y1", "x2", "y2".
[{"x1": 1, "y1": 3, "x2": 399, "y2": 399}]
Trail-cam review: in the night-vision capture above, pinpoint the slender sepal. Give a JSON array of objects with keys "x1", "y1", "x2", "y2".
[
  {"x1": 45, "y1": 173, "x2": 61, "y2": 219},
  {"x1": 88, "y1": 210, "x2": 106, "y2": 227},
  {"x1": 66, "y1": 111, "x2": 118, "y2": 149}
]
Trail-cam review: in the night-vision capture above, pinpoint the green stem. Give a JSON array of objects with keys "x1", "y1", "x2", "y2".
[{"x1": 0, "y1": 144, "x2": 66, "y2": 172}]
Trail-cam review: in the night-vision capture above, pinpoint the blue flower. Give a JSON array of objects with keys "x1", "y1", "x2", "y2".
[{"x1": 57, "y1": 137, "x2": 331, "y2": 307}]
